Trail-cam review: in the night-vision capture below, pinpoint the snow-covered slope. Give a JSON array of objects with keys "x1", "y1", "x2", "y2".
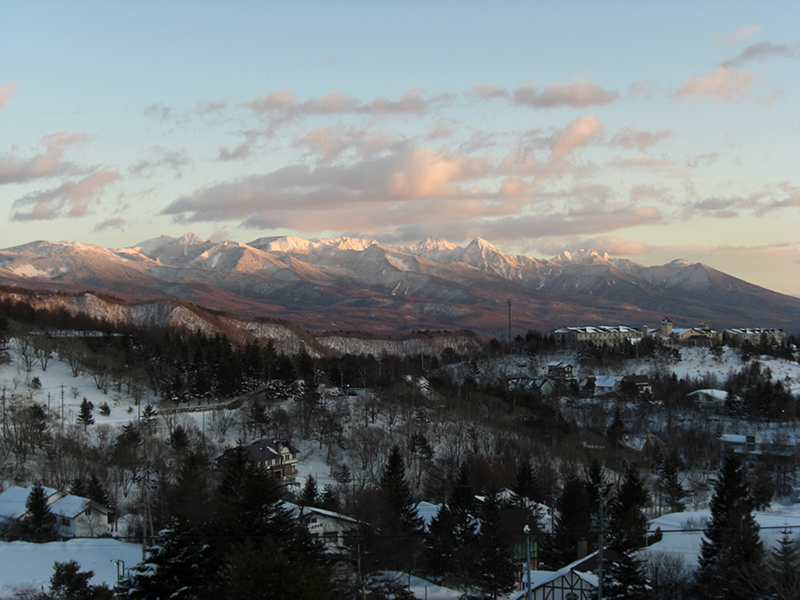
[{"x1": 0, "y1": 233, "x2": 798, "y2": 334}]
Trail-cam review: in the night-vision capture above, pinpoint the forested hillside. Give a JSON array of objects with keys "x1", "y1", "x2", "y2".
[{"x1": 0, "y1": 299, "x2": 799, "y2": 598}]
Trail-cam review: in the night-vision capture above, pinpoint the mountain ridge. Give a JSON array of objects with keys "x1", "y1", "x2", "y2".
[{"x1": 0, "y1": 233, "x2": 797, "y2": 335}]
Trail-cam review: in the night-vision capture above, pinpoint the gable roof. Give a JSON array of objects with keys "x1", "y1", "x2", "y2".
[
  {"x1": 243, "y1": 438, "x2": 300, "y2": 463},
  {"x1": 0, "y1": 486, "x2": 59, "y2": 520}
]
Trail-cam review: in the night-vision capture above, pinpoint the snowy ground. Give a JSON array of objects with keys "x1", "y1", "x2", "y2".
[
  {"x1": 641, "y1": 502, "x2": 800, "y2": 571},
  {"x1": 0, "y1": 538, "x2": 141, "y2": 597}
]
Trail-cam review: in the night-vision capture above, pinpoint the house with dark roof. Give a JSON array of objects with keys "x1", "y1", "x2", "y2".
[{"x1": 243, "y1": 438, "x2": 300, "y2": 480}]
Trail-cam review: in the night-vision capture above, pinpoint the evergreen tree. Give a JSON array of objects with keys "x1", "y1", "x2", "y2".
[
  {"x1": 319, "y1": 484, "x2": 341, "y2": 513},
  {"x1": 20, "y1": 485, "x2": 59, "y2": 542},
  {"x1": 376, "y1": 445, "x2": 424, "y2": 572},
  {"x1": 602, "y1": 538, "x2": 651, "y2": 600},
  {"x1": 513, "y1": 457, "x2": 539, "y2": 504},
  {"x1": 764, "y1": 529, "x2": 800, "y2": 600},
  {"x1": 117, "y1": 518, "x2": 214, "y2": 599},
  {"x1": 51, "y1": 560, "x2": 113, "y2": 600},
  {"x1": 695, "y1": 451, "x2": 765, "y2": 600},
  {"x1": 611, "y1": 464, "x2": 649, "y2": 549},
  {"x1": 476, "y1": 492, "x2": 516, "y2": 598},
  {"x1": 298, "y1": 475, "x2": 319, "y2": 508},
  {"x1": 77, "y1": 398, "x2": 95, "y2": 429},
  {"x1": 658, "y1": 449, "x2": 686, "y2": 514},
  {"x1": 424, "y1": 463, "x2": 478, "y2": 589},
  {"x1": 379, "y1": 445, "x2": 424, "y2": 537},
  {"x1": 553, "y1": 471, "x2": 591, "y2": 566}
]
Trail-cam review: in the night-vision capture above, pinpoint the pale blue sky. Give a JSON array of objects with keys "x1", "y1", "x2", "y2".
[{"x1": 2, "y1": 1, "x2": 799, "y2": 294}]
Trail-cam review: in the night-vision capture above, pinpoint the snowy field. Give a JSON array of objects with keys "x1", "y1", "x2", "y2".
[
  {"x1": 642, "y1": 503, "x2": 800, "y2": 572},
  {"x1": 0, "y1": 538, "x2": 141, "y2": 597}
]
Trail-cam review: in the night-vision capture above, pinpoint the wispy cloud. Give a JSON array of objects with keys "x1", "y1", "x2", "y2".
[
  {"x1": 717, "y1": 25, "x2": 762, "y2": 45},
  {"x1": 245, "y1": 88, "x2": 440, "y2": 119},
  {"x1": 0, "y1": 82, "x2": 18, "y2": 108},
  {"x1": 513, "y1": 78, "x2": 619, "y2": 109},
  {"x1": 468, "y1": 83, "x2": 508, "y2": 99},
  {"x1": 722, "y1": 41, "x2": 800, "y2": 67},
  {"x1": 550, "y1": 116, "x2": 601, "y2": 159},
  {"x1": 676, "y1": 67, "x2": 754, "y2": 102},
  {"x1": 93, "y1": 217, "x2": 126, "y2": 232},
  {"x1": 129, "y1": 147, "x2": 189, "y2": 177},
  {"x1": 611, "y1": 127, "x2": 673, "y2": 152},
  {"x1": 11, "y1": 170, "x2": 121, "y2": 220}
]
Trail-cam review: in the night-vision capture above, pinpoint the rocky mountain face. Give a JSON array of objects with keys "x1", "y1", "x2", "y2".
[{"x1": 0, "y1": 234, "x2": 798, "y2": 336}]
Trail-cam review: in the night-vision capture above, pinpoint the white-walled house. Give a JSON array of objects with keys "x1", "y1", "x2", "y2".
[{"x1": 0, "y1": 486, "x2": 110, "y2": 538}]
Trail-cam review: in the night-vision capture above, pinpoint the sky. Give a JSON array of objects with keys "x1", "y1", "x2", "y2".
[{"x1": 1, "y1": 1, "x2": 799, "y2": 295}]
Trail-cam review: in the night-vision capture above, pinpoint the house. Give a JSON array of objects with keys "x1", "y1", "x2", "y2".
[
  {"x1": 621, "y1": 375, "x2": 653, "y2": 398},
  {"x1": 579, "y1": 375, "x2": 623, "y2": 396},
  {"x1": 510, "y1": 377, "x2": 557, "y2": 398},
  {"x1": 724, "y1": 328, "x2": 786, "y2": 346},
  {"x1": 0, "y1": 486, "x2": 110, "y2": 538},
  {"x1": 285, "y1": 502, "x2": 360, "y2": 552},
  {"x1": 547, "y1": 362, "x2": 578, "y2": 395},
  {"x1": 243, "y1": 438, "x2": 300, "y2": 480},
  {"x1": 688, "y1": 389, "x2": 728, "y2": 409},
  {"x1": 551, "y1": 326, "x2": 642, "y2": 347},
  {"x1": 514, "y1": 554, "x2": 599, "y2": 600}
]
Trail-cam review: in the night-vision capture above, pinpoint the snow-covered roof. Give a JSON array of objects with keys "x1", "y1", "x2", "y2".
[
  {"x1": 593, "y1": 375, "x2": 623, "y2": 388},
  {"x1": 0, "y1": 486, "x2": 59, "y2": 520},
  {"x1": 50, "y1": 494, "x2": 109, "y2": 519},
  {"x1": 688, "y1": 389, "x2": 728, "y2": 402}
]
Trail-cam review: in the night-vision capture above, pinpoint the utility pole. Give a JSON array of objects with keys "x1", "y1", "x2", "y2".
[
  {"x1": 507, "y1": 298, "x2": 512, "y2": 347},
  {"x1": 523, "y1": 524, "x2": 532, "y2": 600}
]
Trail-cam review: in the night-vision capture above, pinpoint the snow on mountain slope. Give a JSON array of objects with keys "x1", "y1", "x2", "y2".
[{"x1": 0, "y1": 234, "x2": 798, "y2": 333}]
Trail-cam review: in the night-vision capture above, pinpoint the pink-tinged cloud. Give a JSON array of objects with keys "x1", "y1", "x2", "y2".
[
  {"x1": 722, "y1": 41, "x2": 800, "y2": 67},
  {"x1": 0, "y1": 82, "x2": 18, "y2": 107},
  {"x1": 11, "y1": 170, "x2": 121, "y2": 221},
  {"x1": 608, "y1": 156, "x2": 678, "y2": 170},
  {"x1": 514, "y1": 79, "x2": 619, "y2": 109},
  {"x1": 611, "y1": 127, "x2": 673, "y2": 152},
  {"x1": 294, "y1": 126, "x2": 407, "y2": 164},
  {"x1": 245, "y1": 88, "x2": 433, "y2": 119},
  {"x1": 163, "y1": 149, "x2": 493, "y2": 224},
  {"x1": 469, "y1": 83, "x2": 508, "y2": 99},
  {"x1": 551, "y1": 116, "x2": 601, "y2": 160},
  {"x1": 0, "y1": 131, "x2": 92, "y2": 185},
  {"x1": 676, "y1": 67, "x2": 754, "y2": 102}
]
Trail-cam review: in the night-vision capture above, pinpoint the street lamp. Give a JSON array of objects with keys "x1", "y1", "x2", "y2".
[
  {"x1": 111, "y1": 560, "x2": 125, "y2": 583},
  {"x1": 523, "y1": 524, "x2": 531, "y2": 600}
]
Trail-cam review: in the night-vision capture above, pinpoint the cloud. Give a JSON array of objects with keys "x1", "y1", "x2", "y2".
[
  {"x1": 685, "y1": 153, "x2": 720, "y2": 168},
  {"x1": 611, "y1": 127, "x2": 673, "y2": 152},
  {"x1": 0, "y1": 131, "x2": 92, "y2": 185},
  {"x1": 513, "y1": 78, "x2": 619, "y2": 109},
  {"x1": 722, "y1": 41, "x2": 800, "y2": 67},
  {"x1": 0, "y1": 82, "x2": 18, "y2": 107},
  {"x1": 198, "y1": 100, "x2": 227, "y2": 113},
  {"x1": 293, "y1": 126, "x2": 407, "y2": 163},
  {"x1": 469, "y1": 83, "x2": 508, "y2": 99},
  {"x1": 11, "y1": 170, "x2": 121, "y2": 220},
  {"x1": 550, "y1": 116, "x2": 602, "y2": 160},
  {"x1": 162, "y1": 149, "x2": 493, "y2": 226},
  {"x1": 218, "y1": 129, "x2": 271, "y2": 161},
  {"x1": 129, "y1": 147, "x2": 189, "y2": 177},
  {"x1": 93, "y1": 217, "x2": 126, "y2": 232},
  {"x1": 718, "y1": 25, "x2": 762, "y2": 45},
  {"x1": 245, "y1": 88, "x2": 436, "y2": 119},
  {"x1": 756, "y1": 187, "x2": 800, "y2": 215},
  {"x1": 676, "y1": 67, "x2": 754, "y2": 102},
  {"x1": 144, "y1": 104, "x2": 172, "y2": 121}
]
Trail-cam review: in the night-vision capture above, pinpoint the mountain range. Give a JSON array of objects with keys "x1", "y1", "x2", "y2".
[{"x1": 0, "y1": 234, "x2": 798, "y2": 336}]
